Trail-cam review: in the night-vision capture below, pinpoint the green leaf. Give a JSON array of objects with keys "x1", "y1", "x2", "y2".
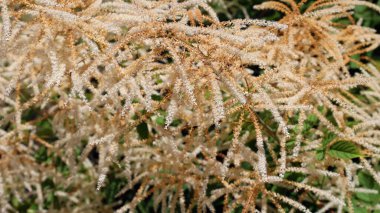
[
  {"x1": 322, "y1": 132, "x2": 336, "y2": 147},
  {"x1": 169, "y1": 119, "x2": 182, "y2": 127},
  {"x1": 151, "y1": 94, "x2": 163, "y2": 101},
  {"x1": 353, "y1": 205, "x2": 368, "y2": 213},
  {"x1": 27, "y1": 204, "x2": 38, "y2": 213},
  {"x1": 306, "y1": 114, "x2": 318, "y2": 124},
  {"x1": 355, "y1": 171, "x2": 380, "y2": 204},
  {"x1": 34, "y1": 147, "x2": 49, "y2": 163},
  {"x1": 36, "y1": 120, "x2": 55, "y2": 141},
  {"x1": 136, "y1": 122, "x2": 149, "y2": 140},
  {"x1": 204, "y1": 89, "x2": 212, "y2": 100},
  {"x1": 316, "y1": 149, "x2": 325, "y2": 160},
  {"x1": 286, "y1": 139, "x2": 295, "y2": 148},
  {"x1": 11, "y1": 196, "x2": 20, "y2": 208},
  {"x1": 355, "y1": 192, "x2": 379, "y2": 203},
  {"x1": 241, "y1": 161, "x2": 253, "y2": 171},
  {"x1": 155, "y1": 116, "x2": 165, "y2": 126},
  {"x1": 358, "y1": 172, "x2": 374, "y2": 188},
  {"x1": 328, "y1": 141, "x2": 361, "y2": 159}
]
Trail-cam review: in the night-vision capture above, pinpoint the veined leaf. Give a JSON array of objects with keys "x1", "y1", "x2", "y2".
[
  {"x1": 328, "y1": 141, "x2": 361, "y2": 159},
  {"x1": 316, "y1": 149, "x2": 325, "y2": 161}
]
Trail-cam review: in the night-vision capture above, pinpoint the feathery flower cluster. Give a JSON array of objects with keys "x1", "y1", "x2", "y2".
[{"x1": 0, "y1": 0, "x2": 380, "y2": 212}]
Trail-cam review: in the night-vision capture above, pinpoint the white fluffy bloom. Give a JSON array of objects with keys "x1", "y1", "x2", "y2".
[
  {"x1": 168, "y1": 47, "x2": 197, "y2": 106},
  {"x1": 222, "y1": 76, "x2": 246, "y2": 104},
  {"x1": 138, "y1": 73, "x2": 154, "y2": 111},
  {"x1": 257, "y1": 88, "x2": 289, "y2": 137},
  {"x1": 128, "y1": 78, "x2": 146, "y2": 108},
  {"x1": 96, "y1": 173, "x2": 107, "y2": 190},
  {"x1": 256, "y1": 125, "x2": 267, "y2": 181},
  {"x1": 1, "y1": 0, "x2": 11, "y2": 42},
  {"x1": 362, "y1": 159, "x2": 380, "y2": 185},
  {"x1": 293, "y1": 111, "x2": 306, "y2": 157},
  {"x1": 351, "y1": 188, "x2": 378, "y2": 194},
  {"x1": 120, "y1": 87, "x2": 132, "y2": 117},
  {"x1": 42, "y1": 8, "x2": 79, "y2": 23},
  {"x1": 315, "y1": 202, "x2": 336, "y2": 213},
  {"x1": 165, "y1": 98, "x2": 178, "y2": 129},
  {"x1": 89, "y1": 133, "x2": 116, "y2": 146},
  {"x1": 211, "y1": 77, "x2": 225, "y2": 126},
  {"x1": 45, "y1": 51, "x2": 66, "y2": 87},
  {"x1": 269, "y1": 192, "x2": 311, "y2": 213},
  {"x1": 285, "y1": 167, "x2": 340, "y2": 177},
  {"x1": 83, "y1": 36, "x2": 100, "y2": 54},
  {"x1": 69, "y1": 70, "x2": 87, "y2": 101},
  {"x1": 35, "y1": 0, "x2": 62, "y2": 7}
]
